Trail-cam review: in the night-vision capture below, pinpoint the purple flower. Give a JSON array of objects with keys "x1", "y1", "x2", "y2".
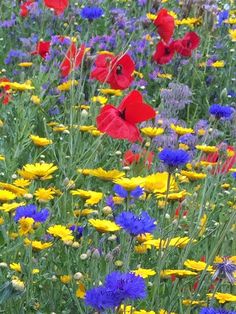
[
  {"x1": 130, "y1": 186, "x2": 144, "y2": 198},
  {"x1": 105, "y1": 271, "x2": 146, "y2": 300},
  {"x1": 232, "y1": 172, "x2": 236, "y2": 179},
  {"x1": 81, "y1": 6, "x2": 104, "y2": 20},
  {"x1": 113, "y1": 185, "x2": 128, "y2": 198},
  {"x1": 69, "y1": 225, "x2": 84, "y2": 240},
  {"x1": 159, "y1": 148, "x2": 190, "y2": 169},
  {"x1": 209, "y1": 104, "x2": 234, "y2": 119},
  {"x1": 85, "y1": 271, "x2": 146, "y2": 311},
  {"x1": 212, "y1": 257, "x2": 236, "y2": 284},
  {"x1": 115, "y1": 211, "x2": 156, "y2": 236},
  {"x1": 14, "y1": 204, "x2": 49, "y2": 223},
  {"x1": 85, "y1": 286, "x2": 119, "y2": 311}
]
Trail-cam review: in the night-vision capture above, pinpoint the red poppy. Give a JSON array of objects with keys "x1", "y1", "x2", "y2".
[
  {"x1": 201, "y1": 145, "x2": 236, "y2": 174},
  {"x1": 90, "y1": 53, "x2": 135, "y2": 90},
  {"x1": 154, "y1": 9, "x2": 175, "y2": 43},
  {"x1": 44, "y1": 0, "x2": 69, "y2": 15},
  {"x1": 31, "y1": 41, "x2": 51, "y2": 59},
  {"x1": 153, "y1": 41, "x2": 176, "y2": 65},
  {"x1": 96, "y1": 90, "x2": 156, "y2": 142},
  {"x1": 60, "y1": 43, "x2": 86, "y2": 77},
  {"x1": 123, "y1": 149, "x2": 154, "y2": 168},
  {"x1": 0, "y1": 78, "x2": 11, "y2": 105},
  {"x1": 174, "y1": 32, "x2": 200, "y2": 57},
  {"x1": 20, "y1": 0, "x2": 35, "y2": 17}
]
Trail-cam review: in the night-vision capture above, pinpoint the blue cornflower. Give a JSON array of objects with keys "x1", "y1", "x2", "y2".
[
  {"x1": 14, "y1": 204, "x2": 49, "y2": 223},
  {"x1": 130, "y1": 186, "x2": 144, "y2": 199},
  {"x1": 85, "y1": 271, "x2": 146, "y2": 311},
  {"x1": 212, "y1": 257, "x2": 236, "y2": 284},
  {"x1": 80, "y1": 6, "x2": 104, "y2": 20},
  {"x1": 232, "y1": 172, "x2": 236, "y2": 179},
  {"x1": 69, "y1": 225, "x2": 84, "y2": 240},
  {"x1": 113, "y1": 184, "x2": 128, "y2": 198},
  {"x1": 209, "y1": 104, "x2": 234, "y2": 119},
  {"x1": 113, "y1": 185, "x2": 144, "y2": 199},
  {"x1": 105, "y1": 271, "x2": 146, "y2": 301},
  {"x1": 85, "y1": 286, "x2": 119, "y2": 311},
  {"x1": 217, "y1": 10, "x2": 229, "y2": 26},
  {"x1": 199, "y1": 307, "x2": 236, "y2": 314},
  {"x1": 115, "y1": 211, "x2": 156, "y2": 236},
  {"x1": 159, "y1": 148, "x2": 190, "y2": 169},
  {"x1": 105, "y1": 195, "x2": 115, "y2": 209}
]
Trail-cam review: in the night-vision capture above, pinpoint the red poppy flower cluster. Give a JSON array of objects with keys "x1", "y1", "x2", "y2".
[
  {"x1": 90, "y1": 53, "x2": 135, "y2": 90},
  {"x1": 153, "y1": 9, "x2": 200, "y2": 64}
]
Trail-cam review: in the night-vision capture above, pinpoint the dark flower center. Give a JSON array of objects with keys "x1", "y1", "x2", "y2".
[
  {"x1": 116, "y1": 65, "x2": 123, "y2": 75},
  {"x1": 165, "y1": 47, "x2": 170, "y2": 55},
  {"x1": 119, "y1": 109, "x2": 126, "y2": 120}
]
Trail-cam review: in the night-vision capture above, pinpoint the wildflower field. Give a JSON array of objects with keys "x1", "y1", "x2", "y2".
[{"x1": 0, "y1": 0, "x2": 236, "y2": 313}]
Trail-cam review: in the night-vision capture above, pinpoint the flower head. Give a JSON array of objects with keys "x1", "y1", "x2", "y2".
[
  {"x1": 209, "y1": 104, "x2": 234, "y2": 119},
  {"x1": 81, "y1": 6, "x2": 104, "y2": 20},
  {"x1": 159, "y1": 148, "x2": 190, "y2": 169},
  {"x1": 115, "y1": 211, "x2": 156, "y2": 236},
  {"x1": 47, "y1": 225, "x2": 74, "y2": 241},
  {"x1": 212, "y1": 257, "x2": 236, "y2": 284},
  {"x1": 105, "y1": 271, "x2": 146, "y2": 301},
  {"x1": 14, "y1": 204, "x2": 49, "y2": 223}
]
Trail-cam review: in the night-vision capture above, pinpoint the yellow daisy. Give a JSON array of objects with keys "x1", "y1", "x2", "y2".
[
  {"x1": 30, "y1": 135, "x2": 53, "y2": 147},
  {"x1": 34, "y1": 188, "x2": 55, "y2": 202},
  {"x1": 88, "y1": 219, "x2": 120, "y2": 233},
  {"x1": 47, "y1": 225, "x2": 74, "y2": 241}
]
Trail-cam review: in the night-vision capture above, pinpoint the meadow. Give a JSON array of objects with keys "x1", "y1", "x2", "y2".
[{"x1": 0, "y1": 0, "x2": 236, "y2": 313}]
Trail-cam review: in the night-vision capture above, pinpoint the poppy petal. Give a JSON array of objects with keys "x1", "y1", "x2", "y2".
[{"x1": 118, "y1": 90, "x2": 156, "y2": 124}]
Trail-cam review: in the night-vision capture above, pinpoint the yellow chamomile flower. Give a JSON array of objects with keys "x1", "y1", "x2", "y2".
[
  {"x1": 18, "y1": 163, "x2": 58, "y2": 180},
  {"x1": 31, "y1": 95, "x2": 41, "y2": 105},
  {"x1": 0, "y1": 80, "x2": 34, "y2": 91},
  {"x1": 170, "y1": 124, "x2": 194, "y2": 135},
  {"x1": 47, "y1": 225, "x2": 74, "y2": 242},
  {"x1": 160, "y1": 269, "x2": 197, "y2": 278},
  {"x1": 180, "y1": 170, "x2": 206, "y2": 181},
  {"x1": 207, "y1": 292, "x2": 236, "y2": 304},
  {"x1": 196, "y1": 145, "x2": 218, "y2": 153},
  {"x1": 80, "y1": 168, "x2": 125, "y2": 181},
  {"x1": 88, "y1": 219, "x2": 120, "y2": 233},
  {"x1": 18, "y1": 217, "x2": 34, "y2": 236},
  {"x1": 60, "y1": 275, "x2": 72, "y2": 284},
  {"x1": 70, "y1": 189, "x2": 103, "y2": 205},
  {"x1": 57, "y1": 80, "x2": 78, "y2": 91},
  {"x1": 143, "y1": 172, "x2": 178, "y2": 194},
  {"x1": 132, "y1": 268, "x2": 156, "y2": 278},
  {"x1": 184, "y1": 259, "x2": 213, "y2": 272},
  {"x1": 0, "y1": 190, "x2": 17, "y2": 202},
  {"x1": 113, "y1": 177, "x2": 145, "y2": 191},
  {"x1": 0, "y1": 202, "x2": 25, "y2": 213},
  {"x1": 99, "y1": 88, "x2": 122, "y2": 96},
  {"x1": 18, "y1": 62, "x2": 33, "y2": 67},
  {"x1": 30, "y1": 135, "x2": 53, "y2": 147},
  {"x1": 24, "y1": 238, "x2": 53, "y2": 250},
  {"x1": 141, "y1": 127, "x2": 164, "y2": 138},
  {"x1": 211, "y1": 61, "x2": 225, "y2": 68},
  {"x1": 229, "y1": 29, "x2": 236, "y2": 41},
  {"x1": 34, "y1": 188, "x2": 55, "y2": 203}
]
